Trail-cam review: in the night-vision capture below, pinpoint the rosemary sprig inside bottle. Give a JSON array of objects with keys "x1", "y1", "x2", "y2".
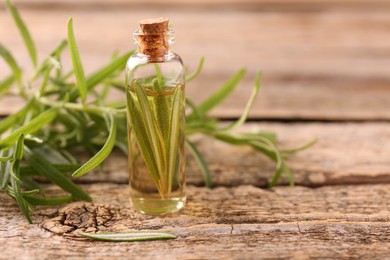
[{"x1": 127, "y1": 79, "x2": 185, "y2": 213}]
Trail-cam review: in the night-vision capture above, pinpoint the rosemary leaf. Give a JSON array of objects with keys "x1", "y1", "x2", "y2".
[
  {"x1": 220, "y1": 71, "x2": 261, "y2": 131},
  {"x1": 23, "y1": 194, "x2": 73, "y2": 206},
  {"x1": 68, "y1": 18, "x2": 87, "y2": 104},
  {"x1": 78, "y1": 231, "x2": 176, "y2": 242},
  {"x1": 126, "y1": 89, "x2": 161, "y2": 186},
  {"x1": 154, "y1": 79, "x2": 170, "y2": 142},
  {"x1": 280, "y1": 139, "x2": 318, "y2": 154},
  {"x1": 34, "y1": 145, "x2": 71, "y2": 164},
  {"x1": 5, "y1": 0, "x2": 37, "y2": 68},
  {"x1": 0, "y1": 75, "x2": 14, "y2": 97},
  {"x1": 196, "y1": 69, "x2": 246, "y2": 115},
  {"x1": 0, "y1": 155, "x2": 12, "y2": 162},
  {"x1": 0, "y1": 43, "x2": 22, "y2": 84},
  {"x1": 9, "y1": 134, "x2": 33, "y2": 223},
  {"x1": 20, "y1": 164, "x2": 80, "y2": 177},
  {"x1": 0, "y1": 100, "x2": 34, "y2": 135},
  {"x1": 185, "y1": 97, "x2": 205, "y2": 120},
  {"x1": 185, "y1": 57, "x2": 204, "y2": 83},
  {"x1": 134, "y1": 82, "x2": 166, "y2": 181},
  {"x1": 186, "y1": 138, "x2": 213, "y2": 188},
  {"x1": 0, "y1": 108, "x2": 58, "y2": 149},
  {"x1": 167, "y1": 85, "x2": 184, "y2": 193},
  {"x1": 87, "y1": 51, "x2": 133, "y2": 90},
  {"x1": 20, "y1": 177, "x2": 44, "y2": 194},
  {"x1": 24, "y1": 147, "x2": 92, "y2": 202},
  {"x1": 50, "y1": 39, "x2": 68, "y2": 58},
  {"x1": 0, "y1": 147, "x2": 13, "y2": 190},
  {"x1": 72, "y1": 114, "x2": 117, "y2": 177}
]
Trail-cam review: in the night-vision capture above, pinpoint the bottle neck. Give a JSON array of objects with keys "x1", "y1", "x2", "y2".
[{"x1": 133, "y1": 29, "x2": 174, "y2": 58}]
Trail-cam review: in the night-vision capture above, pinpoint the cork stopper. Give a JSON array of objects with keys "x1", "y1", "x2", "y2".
[{"x1": 137, "y1": 18, "x2": 170, "y2": 57}]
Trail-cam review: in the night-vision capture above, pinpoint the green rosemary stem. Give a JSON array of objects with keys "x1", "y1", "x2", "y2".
[{"x1": 38, "y1": 96, "x2": 125, "y2": 116}]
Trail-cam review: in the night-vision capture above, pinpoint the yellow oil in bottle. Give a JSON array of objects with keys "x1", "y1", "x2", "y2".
[{"x1": 126, "y1": 80, "x2": 186, "y2": 214}]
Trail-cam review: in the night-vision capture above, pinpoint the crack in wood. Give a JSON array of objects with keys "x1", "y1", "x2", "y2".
[{"x1": 40, "y1": 202, "x2": 122, "y2": 236}]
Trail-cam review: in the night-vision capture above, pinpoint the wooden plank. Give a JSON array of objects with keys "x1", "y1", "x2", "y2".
[
  {"x1": 1, "y1": 9, "x2": 390, "y2": 119},
  {"x1": 71, "y1": 122, "x2": 390, "y2": 187},
  {"x1": 2, "y1": 78, "x2": 390, "y2": 120},
  {"x1": 9, "y1": 0, "x2": 390, "y2": 10},
  {"x1": 1, "y1": 183, "x2": 390, "y2": 258}
]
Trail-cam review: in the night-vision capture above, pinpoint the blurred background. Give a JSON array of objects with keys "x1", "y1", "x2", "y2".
[{"x1": 1, "y1": 0, "x2": 390, "y2": 120}]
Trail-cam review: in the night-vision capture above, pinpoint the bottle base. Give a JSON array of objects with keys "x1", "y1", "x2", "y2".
[{"x1": 130, "y1": 197, "x2": 186, "y2": 215}]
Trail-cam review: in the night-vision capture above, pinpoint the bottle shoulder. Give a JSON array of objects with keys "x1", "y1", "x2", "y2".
[
  {"x1": 127, "y1": 52, "x2": 183, "y2": 68},
  {"x1": 126, "y1": 51, "x2": 185, "y2": 85}
]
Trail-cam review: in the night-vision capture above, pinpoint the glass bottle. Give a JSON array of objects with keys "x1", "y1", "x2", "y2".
[{"x1": 125, "y1": 18, "x2": 186, "y2": 214}]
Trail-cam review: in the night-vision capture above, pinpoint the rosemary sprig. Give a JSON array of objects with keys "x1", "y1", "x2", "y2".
[{"x1": 0, "y1": 0, "x2": 315, "y2": 224}]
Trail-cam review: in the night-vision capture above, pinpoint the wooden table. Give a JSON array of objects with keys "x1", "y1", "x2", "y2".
[{"x1": 1, "y1": 1, "x2": 390, "y2": 259}]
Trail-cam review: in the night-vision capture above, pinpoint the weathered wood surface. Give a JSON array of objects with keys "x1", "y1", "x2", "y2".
[
  {"x1": 2, "y1": 184, "x2": 390, "y2": 259},
  {"x1": 1, "y1": 122, "x2": 390, "y2": 259},
  {"x1": 1, "y1": 3, "x2": 390, "y2": 119},
  {"x1": 80, "y1": 122, "x2": 390, "y2": 188}
]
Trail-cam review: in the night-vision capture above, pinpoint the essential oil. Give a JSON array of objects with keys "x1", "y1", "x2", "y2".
[{"x1": 125, "y1": 18, "x2": 186, "y2": 214}]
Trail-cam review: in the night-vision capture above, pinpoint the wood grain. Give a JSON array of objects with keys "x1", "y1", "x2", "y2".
[
  {"x1": 1, "y1": 183, "x2": 390, "y2": 259},
  {"x1": 75, "y1": 122, "x2": 390, "y2": 188}
]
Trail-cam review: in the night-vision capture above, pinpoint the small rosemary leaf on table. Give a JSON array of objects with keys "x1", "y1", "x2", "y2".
[
  {"x1": 78, "y1": 231, "x2": 176, "y2": 242},
  {"x1": 72, "y1": 114, "x2": 116, "y2": 177},
  {"x1": 68, "y1": 18, "x2": 87, "y2": 104},
  {"x1": 5, "y1": 0, "x2": 38, "y2": 68},
  {"x1": 0, "y1": 108, "x2": 58, "y2": 149},
  {"x1": 24, "y1": 147, "x2": 92, "y2": 202}
]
